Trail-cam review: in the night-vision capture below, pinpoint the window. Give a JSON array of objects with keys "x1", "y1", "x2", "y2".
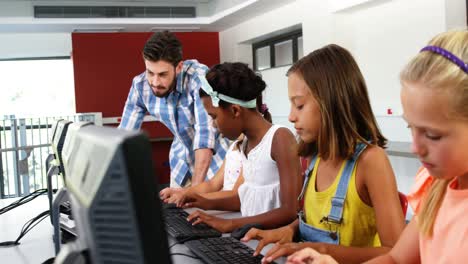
[
  {"x1": 253, "y1": 29, "x2": 302, "y2": 71},
  {"x1": 0, "y1": 57, "x2": 76, "y2": 116}
]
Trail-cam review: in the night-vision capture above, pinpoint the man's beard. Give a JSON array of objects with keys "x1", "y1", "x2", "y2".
[{"x1": 151, "y1": 77, "x2": 176, "y2": 97}]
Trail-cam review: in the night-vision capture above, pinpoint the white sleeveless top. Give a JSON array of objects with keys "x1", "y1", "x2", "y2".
[
  {"x1": 222, "y1": 140, "x2": 243, "y2": 191},
  {"x1": 238, "y1": 125, "x2": 283, "y2": 217}
]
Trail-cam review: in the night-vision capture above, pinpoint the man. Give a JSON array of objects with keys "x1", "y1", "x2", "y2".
[{"x1": 119, "y1": 31, "x2": 229, "y2": 188}]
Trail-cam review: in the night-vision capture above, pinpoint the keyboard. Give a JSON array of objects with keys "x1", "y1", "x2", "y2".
[
  {"x1": 164, "y1": 208, "x2": 221, "y2": 242},
  {"x1": 185, "y1": 237, "x2": 276, "y2": 264}
]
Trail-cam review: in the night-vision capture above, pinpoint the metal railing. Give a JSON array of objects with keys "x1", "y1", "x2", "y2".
[{"x1": 0, "y1": 113, "x2": 102, "y2": 198}]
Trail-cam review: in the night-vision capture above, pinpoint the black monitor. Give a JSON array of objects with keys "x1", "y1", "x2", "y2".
[
  {"x1": 64, "y1": 125, "x2": 171, "y2": 264},
  {"x1": 50, "y1": 119, "x2": 72, "y2": 177}
]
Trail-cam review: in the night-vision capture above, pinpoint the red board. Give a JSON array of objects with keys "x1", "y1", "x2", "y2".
[{"x1": 73, "y1": 32, "x2": 220, "y2": 183}]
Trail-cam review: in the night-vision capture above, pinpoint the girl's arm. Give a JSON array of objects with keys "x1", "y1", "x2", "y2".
[
  {"x1": 365, "y1": 218, "x2": 420, "y2": 264},
  {"x1": 184, "y1": 174, "x2": 244, "y2": 210},
  {"x1": 224, "y1": 127, "x2": 301, "y2": 230},
  {"x1": 311, "y1": 146, "x2": 406, "y2": 263},
  {"x1": 200, "y1": 172, "x2": 244, "y2": 200},
  {"x1": 165, "y1": 160, "x2": 226, "y2": 206},
  {"x1": 188, "y1": 128, "x2": 301, "y2": 232},
  {"x1": 186, "y1": 160, "x2": 226, "y2": 195}
]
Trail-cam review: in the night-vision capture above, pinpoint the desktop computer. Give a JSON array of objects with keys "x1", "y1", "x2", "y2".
[
  {"x1": 50, "y1": 119, "x2": 72, "y2": 178},
  {"x1": 50, "y1": 121, "x2": 93, "y2": 253},
  {"x1": 61, "y1": 122, "x2": 93, "y2": 180},
  {"x1": 48, "y1": 119, "x2": 72, "y2": 218},
  {"x1": 55, "y1": 125, "x2": 171, "y2": 264}
]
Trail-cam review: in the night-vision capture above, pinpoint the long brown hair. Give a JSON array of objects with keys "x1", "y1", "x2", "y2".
[
  {"x1": 400, "y1": 30, "x2": 468, "y2": 236},
  {"x1": 287, "y1": 44, "x2": 386, "y2": 160}
]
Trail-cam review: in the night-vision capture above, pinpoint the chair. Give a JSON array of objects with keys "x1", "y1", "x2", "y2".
[{"x1": 398, "y1": 191, "x2": 408, "y2": 218}]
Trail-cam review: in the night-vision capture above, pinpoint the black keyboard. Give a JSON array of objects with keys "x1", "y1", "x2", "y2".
[
  {"x1": 164, "y1": 208, "x2": 221, "y2": 242},
  {"x1": 185, "y1": 237, "x2": 276, "y2": 264}
]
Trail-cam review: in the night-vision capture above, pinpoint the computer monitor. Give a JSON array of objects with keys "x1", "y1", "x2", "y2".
[
  {"x1": 61, "y1": 122, "x2": 92, "y2": 180},
  {"x1": 64, "y1": 125, "x2": 171, "y2": 264},
  {"x1": 50, "y1": 119, "x2": 72, "y2": 176}
]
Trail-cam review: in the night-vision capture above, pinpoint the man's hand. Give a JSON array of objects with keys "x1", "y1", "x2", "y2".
[
  {"x1": 186, "y1": 210, "x2": 233, "y2": 233},
  {"x1": 241, "y1": 224, "x2": 296, "y2": 256}
]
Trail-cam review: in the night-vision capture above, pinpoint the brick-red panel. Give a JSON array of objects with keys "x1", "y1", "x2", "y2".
[{"x1": 72, "y1": 32, "x2": 220, "y2": 117}]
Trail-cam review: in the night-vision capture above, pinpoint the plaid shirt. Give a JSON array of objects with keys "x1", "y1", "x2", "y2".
[{"x1": 119, "y1": 60, "x2": 229, "y2": 186}]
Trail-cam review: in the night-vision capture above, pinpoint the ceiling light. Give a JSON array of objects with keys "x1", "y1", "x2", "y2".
[
  {"x1": 73, "y1": 27, "x2": 125, "y2": 33},
  {"x1": 149, "y1": 26, "x2": 200, "y2": 32}
]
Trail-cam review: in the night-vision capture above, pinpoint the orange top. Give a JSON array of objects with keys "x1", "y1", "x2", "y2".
[{"x1": 407, "y1": 168, "x2": 468, "y2": 263}]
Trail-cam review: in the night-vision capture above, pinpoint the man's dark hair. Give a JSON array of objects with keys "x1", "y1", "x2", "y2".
[{"x1": 142, "y1": 31, "x2": 182, "y2": 66}]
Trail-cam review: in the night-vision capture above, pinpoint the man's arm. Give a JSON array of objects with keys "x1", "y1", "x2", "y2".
[
  {"x1": 192, "y1": 148, "x2": 213, "y2": 185},
  {"x1": 118, "y1": 77, "x2": 147, "y2": 130},
  {"x1": 190, "y1": 70, "x2": 220, "y2": 184}
]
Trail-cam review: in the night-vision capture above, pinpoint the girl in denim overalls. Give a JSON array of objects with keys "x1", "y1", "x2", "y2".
[{"x1": 242, "y1": 44, "x2": 405, "y2": 264}]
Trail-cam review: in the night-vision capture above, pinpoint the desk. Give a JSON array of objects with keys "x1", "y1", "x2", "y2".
[
  {"x1": 0, "y1": 195, "x2": 55, "y2": 264},
  {"x1": 0, "y1": 196, "x2": 286, "y2": 264}
]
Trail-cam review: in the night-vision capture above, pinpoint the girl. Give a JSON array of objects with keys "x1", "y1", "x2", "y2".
[
  {"x1": 160, "y1": 98, "x2": 273, "y2": 207},
  {"x1": 242, "y1": 44, "x2": 405, "y2": 264},
  {"x1": 185, "y1": 62, "x2": 302, "y2": 233},
  {"x1": 285, "y1": 29, "x2": 468, "y2": 264}
]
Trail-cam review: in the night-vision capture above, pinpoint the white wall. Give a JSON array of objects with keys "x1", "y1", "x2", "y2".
[
  {"x1": 0, "y1": 33, "x2": 72, "y2": 59},
  {"x1": 219, "y1": 0, "x2": 467, "y2": 195},
  {"x1": 220, "y1": 0, "x2": 467, "y2": 140}
]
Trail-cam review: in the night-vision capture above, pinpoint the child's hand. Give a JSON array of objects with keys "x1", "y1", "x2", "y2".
[
  {"x1": 159, "y1": 187, "x2": 183, "y2": 201},
  {"x1": 241, "y1": 225, "x2": 295, "y2": 256},
  {"x1": 182, "y1": 193, "x2": 212, "y2": 209},
  {"x1": 186, "y1": 210, "x2": 233, "y2": 233},
  {"x1": 165, "y1": 189, "x2": 188, "y2": 207},
  {"x1": 286, "y1": 248, "x2": 338, "y2": 264},
  {"x1": 261, "y1": 242, "x2": 309, "y2": 263}
]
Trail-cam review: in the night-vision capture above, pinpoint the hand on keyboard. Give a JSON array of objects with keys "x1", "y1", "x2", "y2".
[
  {"x1": 159, "y1": 187, "x2": 183, "y2": 202},
  {"x1": 261, "y1": 242, "x2": 311, "y2": 264},
  {"x1": 187, "y1": 209, "x2": 234, "y2": 233},
  {"x1": 181, "y1": 193, "x2": 213, "y2": 210},
  {"x1": 163, "y1": 189, "x2": 189, "y2": 207},
  {"x1": 286, "y1": 248, "x2": 338, "y2": 264},
  {"x1": 242, "y1": 224, "x2": 295, "y2": 256}
]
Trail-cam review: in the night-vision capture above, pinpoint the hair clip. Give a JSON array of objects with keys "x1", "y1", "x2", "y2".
[
  {"x1": 198, "y1": 75, "x2": 257, "y2": 108},
  {"x1": 420, "y1": 45, "x2": 468, "y2": 73}
]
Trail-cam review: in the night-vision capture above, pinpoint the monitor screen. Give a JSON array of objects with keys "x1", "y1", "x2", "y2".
[
  {"x1": 64, "y1": 125, "x2": 171, "y2": 264},
  {"x1": 61, "y1": 122, "x2": 92, "y2": 180},
  {"x1": 50, "y1": 119, "x2": 72, "y2": 176}
]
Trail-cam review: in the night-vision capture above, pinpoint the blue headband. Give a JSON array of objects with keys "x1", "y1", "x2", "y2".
[
  {"x1": 198, "y1": 75, "x2": 257, "y2": 108},
  {"x1": 420, "y1": 45, "x2": 468, "y2": 73}
]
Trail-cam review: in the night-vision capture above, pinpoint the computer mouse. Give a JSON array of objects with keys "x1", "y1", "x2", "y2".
[{"x1": 230, "y1": 223, "x2": 264, "y2": 240}]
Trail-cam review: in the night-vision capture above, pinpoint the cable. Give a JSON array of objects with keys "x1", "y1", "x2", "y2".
[
  {"x1": 0, "y1": 188, "x2": 56, "y2": 215},
  {"x1": 0, "y1": 210, "x2": 50, "y2": 247},
  {"x1": 169, "y1": 253, "x2": 200, "y2": 259}
]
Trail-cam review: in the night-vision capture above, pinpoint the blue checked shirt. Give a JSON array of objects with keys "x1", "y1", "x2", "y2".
[{"x1": 119, "y1": 60, "x2": 230, "y2": 186}]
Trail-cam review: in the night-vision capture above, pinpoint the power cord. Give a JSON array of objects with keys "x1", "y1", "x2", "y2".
[
  {"x1": 0, "y1": 210, "x2": 50, "y2": 247},
  {"x1": 0, "y1": 189, "x2": 56, "y2": 215}
]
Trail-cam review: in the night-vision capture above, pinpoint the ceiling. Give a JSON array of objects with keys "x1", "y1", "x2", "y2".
[{"x1": 0, "y1": 0, "x2": 297, "y2": 33}]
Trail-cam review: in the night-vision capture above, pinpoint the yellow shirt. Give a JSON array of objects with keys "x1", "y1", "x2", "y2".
[{"x1": 304, "y1": 157, "x2": 380, "y2": 246}]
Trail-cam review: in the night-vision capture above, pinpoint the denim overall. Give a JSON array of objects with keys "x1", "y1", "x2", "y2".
[{"x1": 297, "y1": 143, "x2": 367, "y2": 244}]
